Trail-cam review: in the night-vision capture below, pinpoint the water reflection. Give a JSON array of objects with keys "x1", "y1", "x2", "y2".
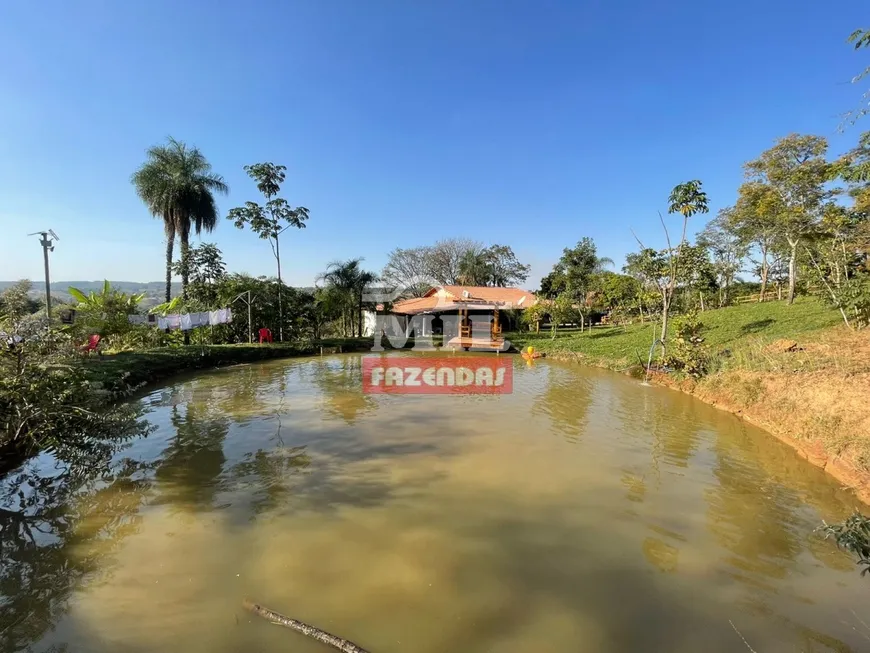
[
  {"x1": 706, "y1": 441, "x2": 803, "y2": 580},
  {"x1": 154, "y1": 403, "x2": 229, "y2": 510},
  {"x1": 0, "y1": 457, "x2": 153, "y2": 652},
  {"x1": 230, "y1": 446, "x2": 311, "y2": 516},
  {"x1": 1, "y1": 354, "x2": 868, "y2": 653},
  {"x1": 641, "y1": 536, "x2": 680, "y2": 573},
  {"x1": 308, "y1": 357, "x2": 376, "y2": 424},
  {"x1": 531, "y1": 365, "x2": 592, "y2": 443}
]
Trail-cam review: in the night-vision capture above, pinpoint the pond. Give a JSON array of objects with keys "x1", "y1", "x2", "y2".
[{"x1": 2, "y1": 353, "x2": 868, "y2": 653}]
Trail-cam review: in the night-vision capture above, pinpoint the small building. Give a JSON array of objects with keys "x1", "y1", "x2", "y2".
[{"x1": 390, "y1": 285, "x2": 537, "y2": 352}]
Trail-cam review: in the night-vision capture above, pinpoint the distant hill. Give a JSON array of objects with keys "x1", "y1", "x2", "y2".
[
  {"x1": 0, "y1": 280, "x2": 317, "y2": 309},
  {"x1": 0, "y1": 280, "x2": 183, "y2": 309}
]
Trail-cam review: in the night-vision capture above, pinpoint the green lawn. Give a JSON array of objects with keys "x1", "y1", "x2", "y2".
[
  {"x1": 82, "y1": 336, "x2": 406, "y2": 397},
  {"x1": 82, "y1": 343, "x2": 313, "y2": 395},
  {"x1": 508, "y1": 297, "x2": 843, "y2": 369}
]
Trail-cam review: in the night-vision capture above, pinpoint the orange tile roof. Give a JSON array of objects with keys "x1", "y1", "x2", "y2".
[{"x1": 391, "y1": 286, "x2": 537, "y2": 314}]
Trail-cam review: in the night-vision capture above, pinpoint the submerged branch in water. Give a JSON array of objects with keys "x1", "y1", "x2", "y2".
[{"x1": 242, "y1": 599, "x2": 371, "y2": 653}]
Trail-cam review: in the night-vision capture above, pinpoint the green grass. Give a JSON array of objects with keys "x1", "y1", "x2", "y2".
[
  {"x1": 82, "y1": 343, "x2": 312, "y2": 395},
  {"x1": 81, "y1": 299, "x2": 843, "y2": 397},
  {"x1": 82, "y1": 336, "x2": 415, "y2": 398},
  {"x1": 508, "y1": 297, "x2": 843, "y2": 369}
]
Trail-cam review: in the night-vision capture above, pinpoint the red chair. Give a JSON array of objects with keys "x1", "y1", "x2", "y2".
[
  {"x1": 82, "y1": 334, "x2": 101, "y2": 354},
  {"x1": 258, "y1": 328, "x2": 273, "y2": 344}
]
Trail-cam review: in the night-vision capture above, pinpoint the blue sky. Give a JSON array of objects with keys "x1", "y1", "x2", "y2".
[{"x1": 0, "y1": 0, "x2": 866, "y2": 289}]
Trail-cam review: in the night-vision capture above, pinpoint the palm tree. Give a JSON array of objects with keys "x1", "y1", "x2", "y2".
[
  {"x1": 457, "y1": 249, "x2": 491, "y2": 286},
  {"x1": 594, "y1": 255, "x2": 615, "y2": 273},
  {"x1": 131, "y1": 137, "x2": 229, "y2": 302},
  {"x1": 659, "y1": 179, "x2": 710, "y2": 342},
  {"x1": 318, "y1": 259, "x2": 377, "y2": 338}
]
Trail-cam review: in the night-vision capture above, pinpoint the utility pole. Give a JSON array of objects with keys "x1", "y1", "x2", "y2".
[{"x1": 28, "y1": 229, "x2": 59, "y2": 322}]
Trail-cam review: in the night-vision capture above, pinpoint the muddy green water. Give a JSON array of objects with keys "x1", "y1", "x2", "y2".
[{"x1": 3, "y1": 353, "x2": 869, "y2": 653}]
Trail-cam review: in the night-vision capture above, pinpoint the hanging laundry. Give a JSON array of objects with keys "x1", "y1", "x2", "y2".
[
  {"x1": 190, "y1": 312, "x2": 209, "y2": 328},
  {"x1": 180, "y1": 314, "x2": 193, "y2": 331},
  {"x1": 165, "y1": 314, "x2": 182, "y2": 330},
  {"x1": 208, "y1": 310, "x2": 221, "y2": 326}
]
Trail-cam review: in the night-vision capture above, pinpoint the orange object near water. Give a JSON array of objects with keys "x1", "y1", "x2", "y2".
[{"x1": 521, "y1": 345, "x2": 543, "y2": 360}]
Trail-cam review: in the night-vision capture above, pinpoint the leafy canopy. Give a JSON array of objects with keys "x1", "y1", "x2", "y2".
[
  {"x1": 131, "y1": 136, "x2": 228, "y2": 239},
  {"x1": 227, "y1": 163, "x2": 310, "y2": 242},
  {"x1": 668, "y1": 180, "x2": 709, "y2": 218}
]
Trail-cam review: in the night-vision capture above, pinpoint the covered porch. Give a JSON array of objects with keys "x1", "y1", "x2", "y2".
[{"x1": 392, "y1": 300, "x2": 509, "y2": 352}]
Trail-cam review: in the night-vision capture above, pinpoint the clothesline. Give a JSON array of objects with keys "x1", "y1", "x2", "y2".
[
  {"x1": 160, "y1": 308, "x2": 232, "y2": 331},
  {"x1": 129, "y1": 308, "x2": 233, "y2": 331}
]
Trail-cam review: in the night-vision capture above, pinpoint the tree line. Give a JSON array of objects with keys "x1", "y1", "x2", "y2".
[
  {"x1": 112, "y1": 24, "x2": 865, "y2": 344},
  {"x1": 381, "y1": 239, "x2": 531, "y2": 296},
  {"x1": 528, "y1": 130, "x2": 870, "y2": 342}
]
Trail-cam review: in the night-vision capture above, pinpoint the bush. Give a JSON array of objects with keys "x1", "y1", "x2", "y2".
[
  {"x1": 663, "y1": 310, "x2": 709, "y2": 377},
  {"x1": 1, "y1": 318, "x2": 148, "y2": 470},
  {"x1": 103, "y1": 324, "x2": 180, "y2": 352},
  {"x1": 819, "y1": 512, "x2": 870, "y2": 575}
]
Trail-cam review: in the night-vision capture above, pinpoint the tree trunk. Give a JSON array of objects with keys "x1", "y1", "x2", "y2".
[
  {"x1": 358, "y1": 291, "x2": 364, "y2": 339},
  {"x1": 660, "y1": 293, "x2": 670, "y2": 345},
  {"x1": 274, "y1": 236, "x2": 284, "y2": 342},
  {"x1": 758, "y1": 245, "x2": 769, "y2": 302},
  {"x1": 179, "y1": 229, "x2": 191, "y2": 345},
  {"x1": 787, "y1": 241, "x2": 798, "y2": 305},
  {"x1": 179, "y1": 237, "x2": 190, "y2": 299},
  {"x1": 164, "y1": 233, "x2": 174, "y2": 303},
  {"x1": 699, "y1": 291, "x2": 705, "y2": 312}
]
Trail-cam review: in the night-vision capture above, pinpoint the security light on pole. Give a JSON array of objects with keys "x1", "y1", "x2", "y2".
[{"x1": 28, "y1": 229, "x2": 59, "y2": 322}]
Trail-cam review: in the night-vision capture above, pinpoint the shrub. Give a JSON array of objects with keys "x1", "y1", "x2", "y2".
[
  {"x1": 819, "y1": 512, "x2": 870, "y2": 575},
  {"x1": 0, "y1": 318, "x2": 148, "y2": 470},
  {"x1": 663, "y1": 310, "x2": 709, "y2": 377}
]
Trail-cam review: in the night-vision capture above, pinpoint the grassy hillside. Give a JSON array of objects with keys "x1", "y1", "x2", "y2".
[{"x1": 509, "y1": 297, "x2": 843, "y2": 369}]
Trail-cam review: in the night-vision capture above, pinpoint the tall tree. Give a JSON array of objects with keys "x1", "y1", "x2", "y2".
[
  {"x1": 744, "y1": 134, "x2": 830, "y2": 304},
  {"x1": 382, "y1": 247, "x2": 434, "y2": 298},
  {"x1": 317, "y1": 259, "x2": 377, "y2": 338},
  {"x1": 131, "y1": 137, "x2": 228, "y2": 302},
  {"x1": 425, "y1": 238, "x2": 482, "y2": 285},
  {"x1": 624, "y1": 247, "x2": 670, "y2": 327},
  {"x1": 698, "y1": 209, "x2": 749, "y2": 307},
  {"x1": 676, "y1": 242, "x2": 717, "y2": 311},
  {"x1": 592, "y1": 271, "x2": 642, "y2": 323},
  {"x1": 172, "y1": 243, "x2": 227, "y2": 306},
  {"x1": 0, "y1": 280, "x2": 40, "y2": 326},
  {"x1": 635, "y1": 179, "x2": 709, "y2": 344},
  {"x1": 541, "y1": 237, "x2": 612, "y2": 331},
  {"x1": 382, "y1": 240, "x2": 530, "y2": 292},
  {"x1": 730, "y1": 182, "x2": 782, "y2": 301},
  {"x1": 457, "y1": 247, "x2": 492, "y2": 286},
  {"x1": 479, "y1": 245, "x2": 532, "y2": 287},
  {"x1": 227, "y1": 163, "x2": 310, "y2": 341},
  {"x1": 847, "y1": 28, "x2": 870, "y2": 125},
  {"x1": 450, "y1": 243, "x2": 532, "y2": 287}
]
